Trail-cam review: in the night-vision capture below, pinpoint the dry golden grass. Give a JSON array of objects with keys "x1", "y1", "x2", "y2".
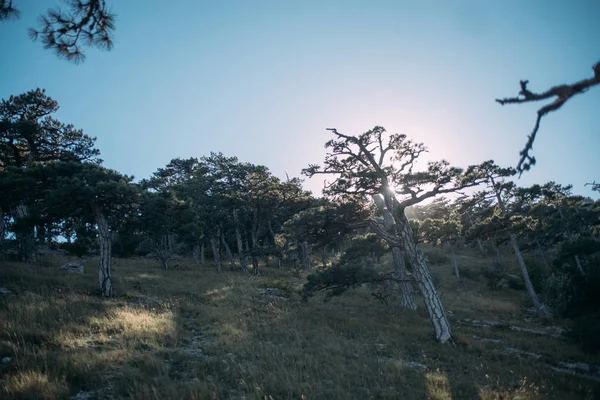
[{"x1": 0, "y1": 248, "x2": 599, "y2": 399}]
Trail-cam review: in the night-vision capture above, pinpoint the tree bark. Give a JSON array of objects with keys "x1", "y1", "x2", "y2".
[
  {"x1": 233, "y1": 210, "x2": 249, "y2": 272},
  {"x1": 397, "y1": 215, "x2": 452, "y2": 343},
  {"x1": 13, "y1": 204, "x2": 36, "y2": 263},
  {"x1": 0, "y1": 210, "x2": 5, "y2": 258},
  {"x1": 221, "y1": 233, "x2": 236, "y2": 270},
  {"x1": 493, "y1": 243, "x2": 501, "y2": 267},
  {"x1": 301, "y1": 241, "x2": 311, "y2": 270},
  {"x1": 94, "y1": 206, "x2": 113, "y2": 297},
  {"x1": 192, "y1": 243, "x2": 204, "y2": 265},
  {"x1": 373, "y1": 195, "x2": 417, "y2": 310},
  {"x1": 451, "y1": 244, "x2": 460, "y2": 278},
  {"x1": 535, "y1": 239, "x2": 551, "y2": 273},
  {"x1": 392, "y1": 247, "x2": 418, "y2": 310},
  {"x1": 210, "y1": 236, "x2": 221, "y2": 274},
  {"x1": 574, "y1": 255, "x2": 585, "y2": 277}
]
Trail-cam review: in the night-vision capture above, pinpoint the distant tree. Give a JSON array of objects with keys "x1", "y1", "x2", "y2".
[
  {"x1": 1, "y1": 0, "x2": 116, "y2": 63},
  {"x1": 0, "y1": 89, "x2": 100, "y2": 261},
  {"x1": 42, "y1": 162, "x2": 139, "y2": 296},
  {"x1": 303, "y1": 126, "x2": 487, "y2": 343},
  {"x1": 420, "y1": 217, "x2": 462, "y2": 278},
  {"x1": 497, "y1": 61, "x2": 600, "y2": 174}
]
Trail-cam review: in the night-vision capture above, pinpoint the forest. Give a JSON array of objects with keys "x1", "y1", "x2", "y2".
[{"x1": 1, "y1": 1, "x2": 600, "y2": 399}]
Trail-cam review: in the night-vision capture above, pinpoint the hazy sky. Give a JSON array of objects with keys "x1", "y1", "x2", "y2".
[{"x1": 1, "y1": 0, "x2": 599, "y2": 198}]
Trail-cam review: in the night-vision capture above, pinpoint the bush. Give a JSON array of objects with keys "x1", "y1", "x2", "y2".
[
  {"x1": 569, "y1": 312, "x2": 600, "y2": 354},
  {"x1": 524, "y1": 258, "x2": 547, "y2": 293},
  {"x1": 424, "y1": 249, "x2": 450, "y2": 265},
  {"x1": 542, "y1": 273, "x2": 572, "y2": 315},
  {"x1": 506, "y1": 275, "x2": 525, "y2": 291},
  {"x1": 481, "y1": 268, "x2": 504, "y2": 291},
  {"x1": 460, "y1": 268, "x2": 480, "y2": 281}
]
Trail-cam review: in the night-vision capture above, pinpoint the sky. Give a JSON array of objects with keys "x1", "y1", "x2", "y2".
[{"x1": 1, "y1": 0, "x2": 599, "y2": 199}]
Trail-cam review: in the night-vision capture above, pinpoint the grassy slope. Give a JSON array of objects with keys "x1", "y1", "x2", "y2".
[{"x1": 0, "y1": 247, "x2": 599, "y2": 400}]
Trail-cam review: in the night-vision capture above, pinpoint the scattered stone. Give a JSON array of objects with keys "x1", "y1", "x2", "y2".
[
  {"x1": 0, "y1": 340, "x2": 18, "y2": 357},
  {"x1": 69, "y1": 391, "x2": 92, "y2": 400},
  {"x1": 473, "y1": 335, "x2": 502, "y2": 343},
  {"x1": 127, "y1": 295, "x2": 163, "y2": 309},
  {"x1": 21, "y1": 291, "x2": 42, "y2": 299},
  {"x1": 461, "y1": 318, "x2": 566, "y2": 340},
  {"x1": 1, "y1": 356, "x2": 12, "y2": 363},
  {"x1": 259, "y1": 288, "x2": 287, "y2": 300},
  {"x1": 380, "y1": 358, "x2": 428, "y2": 371},
  {"x1": 461, "y1": 318, "x2": 504, "y2": 328},
  {"x1": 503, "y1": 347, "x2": 542, "y2": 360},
  {"x1": 60, "y1": 262, "x2": 84, "y2": 275},
  {"x1": 509, "y1": 325, "x2": 565, "y2": 340},
  {"x1": 0, "y1": 287, "x2": 13, "y2": 296},
  {"x1": 374, "y1": 343, "x2": 386, "y2": 351}
]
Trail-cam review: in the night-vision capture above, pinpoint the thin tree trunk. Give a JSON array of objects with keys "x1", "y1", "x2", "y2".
[
  {"x1": 210, "y1": 236, "x2": 221, "y2": 274},
  {"x1": 451, "y1": 244, "x2": 460, "y2": 278},
  {"x1": 221, "y1": 233, "x2": 236, "y2": 270},
  {"x1": 574, "y1": 255, "x2": 585, "y2": 277},
  {"x1": 0, "y1": 210, "x2": 5, "y2": 258},
  {"x1": 322, "y1": 246, "x2": 327, "y2": 267},
  {"x1": 94, "y1": 206, "x2": 113, "y2": 297},
  {"x1": 535, "y1": 239, "x2": 551, "y2": 273},
  {"x1": 233, "y1": 210, "x2": 249, "y2": 273},
  {"x1": 509, "y1": 234, "x2": 550, "y2": 315},
  {"x1": 13, "y1": 204, "x2": 36, "y2": 263},
  {"x1": 200, "y1": 242, "x2": 205, "y2": 265},
  {"x1": 476, "y1": 238, "x2": 485, "y2": 255},
  {"x1": 494, "y1": 243, "x2": 501, "y2": 267},
  {"x1": 301, "y1": 241, "x2": 311, "y2": 270},
  {"x1": 192, "y1": 243, "x2": 203, "y2": 265},
  {"x1": 490, "y1": 175, "x2": 550, "y2": 316}
]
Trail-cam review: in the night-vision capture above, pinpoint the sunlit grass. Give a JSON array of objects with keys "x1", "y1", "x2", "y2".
[{"x1": 1, "y1": 250, "x2": 599, "y2": 399}]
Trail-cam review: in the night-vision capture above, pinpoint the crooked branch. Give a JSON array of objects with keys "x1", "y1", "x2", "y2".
[{"x1": 496, "y1": 61, "x2": 600, "y2": 175}]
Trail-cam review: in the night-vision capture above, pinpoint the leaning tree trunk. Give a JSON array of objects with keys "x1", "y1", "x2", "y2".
[
  {"x1": 93, "y1": 207, "x2": 113, "y2": 297},
  {"x1": 221, "y1": 233, "x2": 236, "y2": 270},
  {"x1": 373, "y1": 195, "x2": 417, "y2": 310},
  {"x1": 490, "y1": 177, "x2": 550, "y2": 316},
  {"x1": 391, "y1": 247, "x2": 418, "y2": 310},
  {"x1": 397, "y1": 217, "x2": 452, "y2": 343},
  {"x1": 13, "y1": 204, "x2": 36, "y2": 263},
  {"x1": 509, "y1": 234, "x2": 550, "y2": 315},
  {"x1": 574, "y1": 255, "x2": 585, "y2": 277},
  {"x1": 535, "y1": 239, "x2": 551, "y2": 273},
  {"x1": 451, "y1": 244, "x2": 460, "y2": 278}
]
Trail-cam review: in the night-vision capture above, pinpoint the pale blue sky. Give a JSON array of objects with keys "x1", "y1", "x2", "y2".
[{"x1": 1, "y1": 1, "x2": 598, "y2": 198}]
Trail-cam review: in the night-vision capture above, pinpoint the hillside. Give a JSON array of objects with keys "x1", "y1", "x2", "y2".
[{"x1": 1, "y1": 247, "x2": 599, "y2": 400}]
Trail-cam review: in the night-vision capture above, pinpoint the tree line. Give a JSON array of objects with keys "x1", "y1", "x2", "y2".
[{"x1": 1, "y1": 89, "x2": 599, "y2": 347}]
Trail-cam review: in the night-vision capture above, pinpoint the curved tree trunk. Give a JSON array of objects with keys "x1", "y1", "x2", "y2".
[{"x1": 94, "y1": 207, "x2": 113, "y2": 297}]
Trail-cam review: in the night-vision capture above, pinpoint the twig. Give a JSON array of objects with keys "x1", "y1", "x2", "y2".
[{"x1": 496, "y1": 61, "x2": 600, "y2": 175}]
